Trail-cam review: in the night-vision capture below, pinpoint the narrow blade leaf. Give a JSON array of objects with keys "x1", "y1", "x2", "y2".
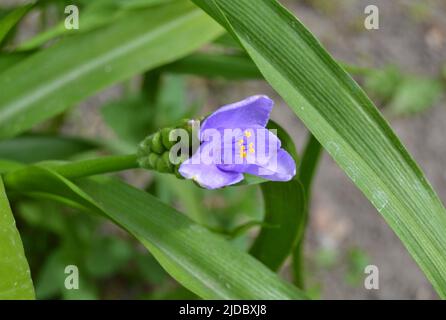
[
  {"x1": 250, "y1": 180, "x2": 306, "y2": 271},
  {"x1": 0, "y1": 176, "x2": 34, "y2": 299}
]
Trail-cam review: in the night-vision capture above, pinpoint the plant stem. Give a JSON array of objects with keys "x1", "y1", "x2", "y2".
[
  {"x1": 292, "y1": 133, "x2": 323, "y2": 289},
  {"x1": 47, "y1": 154, "x2": 139, "y2": 179}
]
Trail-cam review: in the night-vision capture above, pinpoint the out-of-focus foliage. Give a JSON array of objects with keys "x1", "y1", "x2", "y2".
[
  {"x1": 17, "y1": 199, "x2": 168, "y2": 299},
  {"x1": 363, "y1": 66, "x2": 443, "y2": 116}
]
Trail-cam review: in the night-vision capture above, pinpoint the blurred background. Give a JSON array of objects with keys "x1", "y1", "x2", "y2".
[{"x1": 1, "y1": 0, "x2": 446, "y2": 299}]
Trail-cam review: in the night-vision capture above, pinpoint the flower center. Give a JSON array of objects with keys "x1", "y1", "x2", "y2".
[{"x1": 238, "y1": 130, "x2": 255, "y2": 159}]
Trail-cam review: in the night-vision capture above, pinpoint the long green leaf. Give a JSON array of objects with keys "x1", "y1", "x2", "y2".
[
  {"x1": 0, "y1": 176, "x2": 34, "y2": 299},
  {"x1": 298, "y1": 134, "x2": 323, "y2": 194},
  {"x1": 250, "y1": 180, "x2": 305, "y2": 271},
  {"x1": 18, "y1": 0, "x2": 173, "y2": 51},
  {"x1": 0, "y1": 1, "x2": 223, "y2": 139},
  {"x1": 4, "y1": 166, "x2": 306, "y2": 299},
  {"x1": 193, "y1": 0, "x2": 446, "y2": 297},
  {"x1": 293, "y1": 133, "x2": 322, "y2": 287},
  {"x1": 164, "y1": 53, "x2": 261, "y2": 80},
  {"x1": 164, "y1": 52, "x2": 368, "y2": 81}
]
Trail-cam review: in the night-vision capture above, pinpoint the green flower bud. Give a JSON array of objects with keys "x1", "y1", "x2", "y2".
[
  {"x1": 137, "y1": 137, "x2": 151, "y2": 157},
  {"x1": 162, "y1": 151, "x2": 173, "y2": 172},
  {"x1": 150, "y1": 131, "x2": 164, "y2": 154},
  {"x1": 148, "y1": 153, "x2": 159, "y2": 169},
  {"x1": 155, "y1": 153, "x2": 171, "y2": 173},
  {"x1": 137, "y1": 118, "x2": 196, "y2": 175},
  {"x1": 161, "y1": 127, "x2": 176, "y2": 150},
  {"x1": 140, "y1": 136, "x2": 151, "y2": 150}
]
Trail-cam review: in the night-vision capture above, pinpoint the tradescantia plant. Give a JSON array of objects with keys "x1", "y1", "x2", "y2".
[{"x1": 0, "y1": 0, "x2": 445, "y2": 300}]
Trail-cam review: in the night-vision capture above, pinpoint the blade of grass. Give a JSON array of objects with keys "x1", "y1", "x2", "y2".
[
  {"x1": 250, "y1": 180, "x2": 306, "y2": 271},
  {"x1": 193, "y1": 0, "x2": 446, "y2": 297},
  {"x1": 293, "y1": 133, "x2": 322, "y2": 288},
  {"x1": 164, "y1": 53, "x2": 261, "y2": 80},
  {"x1": 249, "y1": 121, "x2": 304, "y2": 271},
  {"x1": 0, "y1": 176, "x2": 34, "y2": 299}
]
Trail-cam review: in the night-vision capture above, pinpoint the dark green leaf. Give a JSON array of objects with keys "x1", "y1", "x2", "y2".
[
  {"x1": 164, "y1": 53, "x2": 261, "y2": 80},
  {"x1": 293, "y1": 133, "x2": 322, "y2": 287},
  {"x1": 0, "y1": 52, "x2": 31, "y2": 74},
  {"x1": 250, "y1": 180, "x2": 306, "y2": 271}
]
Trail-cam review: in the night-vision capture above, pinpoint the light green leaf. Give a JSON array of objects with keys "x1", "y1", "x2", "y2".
[
  {"x1": 4, "y1": 166, "x2": 306, "y2": 299},
  {"x1": 0, "y1": 176, "x2": 34, "y2": 299},
  {"x1": 193, "y1": 0, "x2": 446, "y2": 297},
  {"x1": 0, "y1": 159, "x2": 24, "y2": 174},
  {"x1": 0, "y1": 1, "x2": 223, "y2": 139}
]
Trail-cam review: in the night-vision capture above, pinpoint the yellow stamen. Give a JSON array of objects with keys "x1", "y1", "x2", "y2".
[
  {"x1": 247, "y1": 142, "x2": 255, "y2": 154},
  {"x1": 238, "y1": 139, "x2": 244, "y2": 146},
  {"x1": 244, "y1": 130, "x2": 252, "y2": 138},
  {"x1": 239, "y1": 145, "x2": 247, "y2": 158}
]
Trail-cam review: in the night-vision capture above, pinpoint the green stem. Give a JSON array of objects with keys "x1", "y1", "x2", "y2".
[
  {"x1": 292, "y1": 133, "x2": 323, "y2": 289},
  {"x1": 46, "y1": 154, "x2": 139, "y2": 179}
]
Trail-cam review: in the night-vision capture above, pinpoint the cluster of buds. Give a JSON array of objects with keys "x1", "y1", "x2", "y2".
[{"x1": 136, "y1": 119, "x2": 200, "y2": 178}]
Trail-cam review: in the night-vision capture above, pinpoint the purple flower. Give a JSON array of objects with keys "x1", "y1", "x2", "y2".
[{"x1": 179, "y1": 95, "x2": 296, "y2": 189}]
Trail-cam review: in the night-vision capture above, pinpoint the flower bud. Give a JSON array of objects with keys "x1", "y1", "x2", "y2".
[
  {"x1": 148, "y1": 153, "x2": 159, "y2": 169},
  {"x1": 137, "y1": 119, "x2": 193, "y2": 175},
  {"x1": 155, "y1": 152, "x2": 171, "y2": 173},
  {"x1": 161, "y1": 127, "x2": 176, "y2": 150},
  {"x1": 149, "y1": 131, "x2": 164, "y2": 154}
]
